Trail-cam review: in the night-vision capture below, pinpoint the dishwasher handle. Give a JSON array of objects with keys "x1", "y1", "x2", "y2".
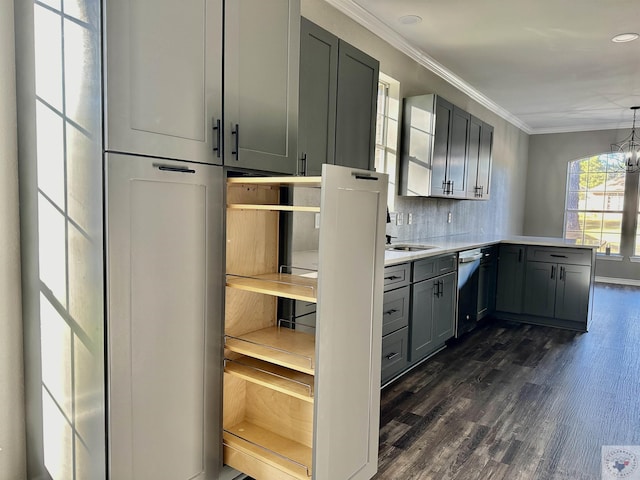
[{"x1": 459, "y1": 252, "x2": 483, "y2": 263}]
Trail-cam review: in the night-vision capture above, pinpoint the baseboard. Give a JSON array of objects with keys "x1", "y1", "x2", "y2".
[{"x1": 595, "y1": 276, "x2": 640, "y2": 287}]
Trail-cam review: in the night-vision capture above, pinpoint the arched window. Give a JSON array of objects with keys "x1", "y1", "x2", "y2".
[{"x1": 564, "y1": 153, "x2": 626, "y2": 254}]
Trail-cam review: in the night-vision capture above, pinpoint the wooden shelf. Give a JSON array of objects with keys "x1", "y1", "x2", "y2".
[
  {"x1": 225, "y1": 356, "x2": 314, "y2": 403},
  {"x1": 226, "y1": 273, "x2": 317, "y2": 303},
  {"x1": 224, "y1": 422, "x2": 312, "y2": 480},
  {"x1": 227, "y1": 176, "x2": 321, "y2": 187},
  {"x1": 227, "y1": 203, "x2": 320, "y2": 213},
  {"x1": 225, "y1": 327, "x2": 315, "y2": 375}
]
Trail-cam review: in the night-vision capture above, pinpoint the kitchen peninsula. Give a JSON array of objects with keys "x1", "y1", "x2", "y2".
[{"x1": 380, "y1": 235, "x2": 597, "y2": 386}]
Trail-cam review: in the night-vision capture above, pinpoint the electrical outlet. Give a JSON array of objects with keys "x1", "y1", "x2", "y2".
[
  {"x1": 314, "y1": 213, "x2": 321, "y2": 229},
  {"x1": 408, "y1": 213, "x2": 413, "y2": 224},
  {"x1": 396, "y1": 212, "x2": 404, "y2": 225},
  {"x1": 447, "y1": 212, "x2": 452, "y2": 223}
]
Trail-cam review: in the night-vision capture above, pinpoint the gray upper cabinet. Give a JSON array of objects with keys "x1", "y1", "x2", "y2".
[
  {"x1": 298, "y1": 18, "x2": 338, "y2": 176},
  {"x1": 334, "y1": 41, "x2": 379, "y2": 171},
  {"x1": 477, "y1": 121, "x2": 493, "y2": 199},
  {"x1": 431, "y1": 100, "x2": 468, "y2": 198},
  {"x1": 466, "y1": 117, "x2": 493, "y2": 200},
  {"x1": 104, "y1": 0, "x2": 223, "y2": 164},
  {"x1": 400, "y1": 94, "x2": 493, "y2": 199},
  {"x1": 466, "y1": 115, "x2": 482, "y2": 198},
  {"x1": 299, "y1": 18, "x2": 379, "y2": 174},
  {"x1": 224, "y1": 0, "x2": 300, "y2": 174}
]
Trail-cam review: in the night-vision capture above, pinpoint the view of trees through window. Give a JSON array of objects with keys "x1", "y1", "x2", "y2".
[{"x1": 564, "y1": 153, "x2": 626, "y2": 253}]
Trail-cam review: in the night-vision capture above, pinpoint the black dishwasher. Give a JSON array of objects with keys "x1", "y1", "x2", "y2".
[{"x1": 457, "y1": 246, "x2": 497, "y2": 337}]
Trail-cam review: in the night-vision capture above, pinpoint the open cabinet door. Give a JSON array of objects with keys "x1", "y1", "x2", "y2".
[{"x1": 314, "y1": 165, "x2": 387, "y2": 479}]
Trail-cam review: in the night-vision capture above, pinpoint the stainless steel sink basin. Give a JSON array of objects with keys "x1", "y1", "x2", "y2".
[{"x1": 386, "y1": 244, "x2": 437, "y2": 252}]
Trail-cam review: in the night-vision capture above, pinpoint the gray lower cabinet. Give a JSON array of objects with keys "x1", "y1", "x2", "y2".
[
  {"x1": 381, "y1": 264, "x2": 410, "y2": 384},
  {"x1": 477, "y1": 246, "x2": 498, "y2": 320},
  {"x1": 495, "y1": 244, "x2": 526, "y2": 314},
  {"x1": 299, "y1": 18, "x2": 379, "y2": 174},
  {"x1": 496, "y1": 245, "x2": 594, "y2": 330},
  {"x1": 381, "y1": 327, "x2": 409, "y2": 384},
  {"x1": 409, "y1": 254, "x2": 457, "y2": 364},
  {"x1": 523, "y1": 251, "x2": 592, "y2": 323}
]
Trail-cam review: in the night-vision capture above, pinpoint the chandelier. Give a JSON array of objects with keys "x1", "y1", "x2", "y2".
[{"x1": 612, "y1": 106, "x2": 640, "y2": 173}]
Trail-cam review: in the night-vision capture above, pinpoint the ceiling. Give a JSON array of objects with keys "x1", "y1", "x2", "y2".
[{"x1": 325, "y1": 0, "x2": 640, "y2": 134}]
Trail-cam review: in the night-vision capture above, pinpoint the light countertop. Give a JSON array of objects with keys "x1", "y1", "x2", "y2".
[{"x1": 383, "y1": 234, "x2": 597, "y2": 266}]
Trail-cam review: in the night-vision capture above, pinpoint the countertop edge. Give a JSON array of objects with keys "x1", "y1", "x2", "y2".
[{"x1": 384, "y1": 236, "x2": 597, "y2": 266}]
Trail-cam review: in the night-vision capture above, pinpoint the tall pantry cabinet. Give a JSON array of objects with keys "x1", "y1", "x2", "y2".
[{"x1": 223, "y1": 166, "x2": 387, "y2": 479}]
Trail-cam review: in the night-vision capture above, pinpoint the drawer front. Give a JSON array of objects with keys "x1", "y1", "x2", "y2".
[
  {"x1": 381, "y1": 326, "x2": 409, "y2": 384},
  {"x1": 382, "y1": 286, "x2": 410, "y2": 336},
  {"x1": 413, "y1": 253, "x2": 457, "y2": 282},
  {"x1": 384, "y1": 263, "x2": 410, "y2": 291},
  {"x1": 526, "y1": 247, "x2": 592, "y2": 266},
  {"x1": 437, "y1": 253, "x2": 457, "y2": 274},
  {"x1": 412, "y1": 257, "x2": 437, "y2": 282}
]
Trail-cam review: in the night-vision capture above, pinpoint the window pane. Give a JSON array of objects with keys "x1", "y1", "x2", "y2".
[{"x1": 565, "y1": 155, "x2": 624, "y2": 252}]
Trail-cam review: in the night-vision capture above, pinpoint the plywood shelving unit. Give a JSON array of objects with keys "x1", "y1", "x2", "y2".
[{"x1": 224, "y1": 176, "x2": 320, "y2": 479}]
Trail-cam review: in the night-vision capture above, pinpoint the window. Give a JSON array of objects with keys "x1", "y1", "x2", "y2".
[
  {"x1": 374, "y1": 73, "x2": 400, "y2": 210},
  {"x1": 564, "y1": 154, "x2": 627, "y2": 254}
]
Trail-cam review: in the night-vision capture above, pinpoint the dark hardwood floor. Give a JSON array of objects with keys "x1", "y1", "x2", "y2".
[{"x1": 374, "y1": 283, "x2": 640, "y2": 480}]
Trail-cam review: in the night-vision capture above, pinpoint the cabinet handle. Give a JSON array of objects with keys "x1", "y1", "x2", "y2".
[
  {"x1": 212, "y1": 118, "x2": 221, "y2": 157},
  {"x1": 551, "y1": 265, "x2": 555, "y2": 279},
  {"x1": 299, "y1": 153, "x2": 307, "y2": 176},
  {"x1": 518, "y1": 249, "x2": 523, "y2": 263},
  {"x1": 385, "y1": 275, "x2": 401, "y2": 281},
  {"x1": 550, "y1": 254, "x2": 568, "y2": 258},
  {"x1": 385, "y1": 352, "x2": 400, "y2": 361},
  {"x1": 154, "y1": 164, "x2": 195, "y2": 174},
  {"x1": 384, "y1": 309, "x2": 398, "y2": 316},
  {"x1": 440, "y1": 279, "x2": 444, "y2": 297},
  {"x1": 559, "y1": 266, "x2": 564, "y2": 281},
  {"x1": 449, "y1": 180, "x2": 454, "y2": 195},
  {"x1": 231, "y1": 123, "x2": 239, "y2": 160},
  {"x1": 352, "y1": 172, "x2": 380, "y2": 181}
]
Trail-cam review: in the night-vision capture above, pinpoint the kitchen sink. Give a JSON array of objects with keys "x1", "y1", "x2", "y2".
[{"x1": 386, "y1": 244, "x2": 437, "y2": 252}]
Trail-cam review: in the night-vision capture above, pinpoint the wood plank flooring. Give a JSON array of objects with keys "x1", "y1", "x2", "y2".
[{"x1": 374, "y1": 283, "x2": 640, "y2": 480}]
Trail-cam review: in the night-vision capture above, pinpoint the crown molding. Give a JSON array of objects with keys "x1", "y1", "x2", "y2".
[
  {"x1": 323, "y1": 0, "x2": 534, "y2": 134},
  {"x1": 531, "y1": 121, "x2": 633, "y2": 135}
]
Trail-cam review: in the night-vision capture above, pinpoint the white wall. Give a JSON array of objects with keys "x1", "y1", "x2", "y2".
[
  {"x1": 301, "y1": 0, "x2": 530, "y2": 240},
  {"x1": 0, "y1": 0, "x2": 27, "y2": 477}
]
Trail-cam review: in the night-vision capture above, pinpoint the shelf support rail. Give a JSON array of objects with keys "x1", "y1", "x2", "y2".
[
  {"x1": 224, "y1": 334, "x2": 314, "y2": 370},
  {"x1": 226, "y1": 272, "x2": 317, "y2": 296},
  {"x1": 223, "y1": 357, "x2": 314, "y2": 396},
  {"x1": 223, "y1": 431, "x2": 312, "y2": 477}
]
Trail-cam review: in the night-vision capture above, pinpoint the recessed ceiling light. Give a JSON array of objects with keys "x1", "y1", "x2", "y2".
[
  {"x1": 612, "y1": 33, "x2": 639, "y2": 43},
  {"x1": 398, "y1": 15, "x2": 422, "y2": 25}
]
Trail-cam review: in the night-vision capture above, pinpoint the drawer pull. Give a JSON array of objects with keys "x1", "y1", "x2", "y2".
[
  {"x1": 384, "y1": 309, "x2": 399, "y2": 315},
  {"x1": 385, "y1": 275, "x2": 401, "y2": 281},
  {"x1": 550, "y1": 254, "x2": 568, "y2": 258},
  {"x1": 385, "y1": 352, "x2": 400, "y2": 361}
]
